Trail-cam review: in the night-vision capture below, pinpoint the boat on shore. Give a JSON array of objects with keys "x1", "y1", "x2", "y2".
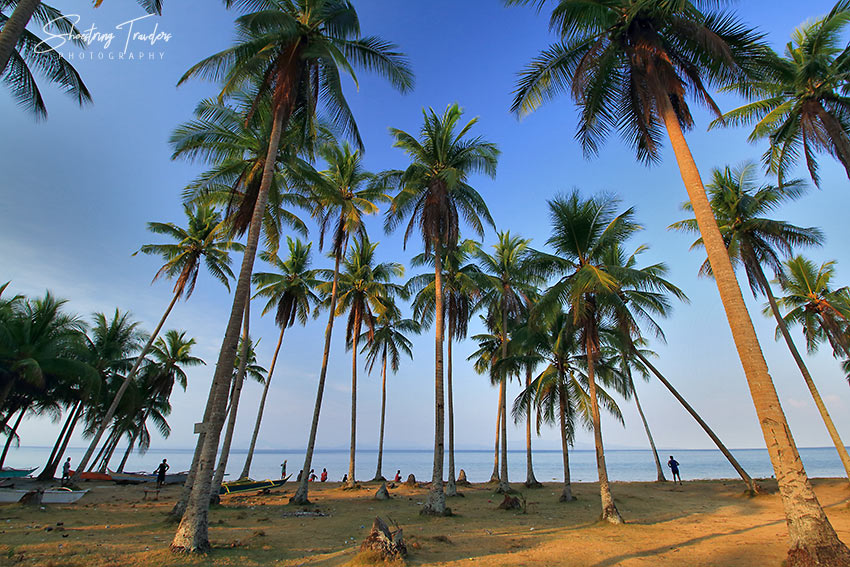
[
  {"x1": 108, "y1": 469, "x2": 188, "y2": 485},
  {"x1": 0, "y1": 487, "x2": 88, "y2": 504},
  {"x1": 68, "y1": 470, "x2": 112, "y2": 481},
  {"x1": 220, "y1": 476, "x2": 290, "y2": 495},
  {"x1": 0, "y1": 467, "x2": 37, "y2": 478},
  {"x1": 0, "y1": 489, "x2": 27, "y2": 503}
]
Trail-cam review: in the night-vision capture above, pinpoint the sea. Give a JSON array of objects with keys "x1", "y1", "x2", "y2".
[{"x1": 5, "y1": 446, "x2": 848, "y2": 483}]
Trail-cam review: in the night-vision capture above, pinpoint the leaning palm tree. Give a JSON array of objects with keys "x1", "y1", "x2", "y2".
[
  {"x1": 292, "y1": 141, "x2": 389, "y2": 505},
  {"x1": 407, "y1": 238, "x2": 482, "y2": 495},
  {"x1": 172, "y1": 2, "x2": 411, "y2": 549},
  {"x1": 384, "y1": 103, "x2": 499, "y2": 515},
  {"x1": 0, "y1": 1, "x2": 90, "y2": 118},
  {"x1": 671, "y1": 163, "x2": 850, "y2": 481},
  {"x1": 0, "y1": 0, "x2": 161, "y2": 82},
  {"x1": 322, "y1": 234, "x2": 404, "y2": 488},
  {"x1": 509, "y1": 1, "x2": 849, "y2": 560},
  {"x1": 475, "y1": 232, "x2": 542, "y2": 494},
  {"x1": 358, "y1": 304, "x2": 420, "y2": 482},
  {"x1": 774, "y1": 256, "x2": 850, "y2": 377},
  {"x1": 714, "y1": 1, "x2": 850, "y2": 185},
  {"x1": 71, "y1": 205, "x2": 240, "y2": 485},
  {"x1": 240, "y1": 238, "x2": 320, "y2": 480}
]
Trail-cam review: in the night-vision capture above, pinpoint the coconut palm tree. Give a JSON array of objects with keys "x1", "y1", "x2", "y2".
[
  {"x1": 714, "y1": 1, "x2": 850, "y2": 185},
  {"x1": 358, "y1": 304, "x2": 420, "y2": 482},
  {"x1": 292, "y1": 141, "x2": 389, "y2": 505},
  {"x1": 240, "y1": 238, "x2": 320, "y2": 479},
  {"x1": 774, "y1": 256, "x2": 850, "y2": 372},
  {"x1": 467, "y1": 325, "x2": 504, "y2": 483},
  {"x1": 475, "y1": 232, "x2": 542, "y2": 494},
  {"x1": 671, "y1": 163, "x2": 850, "y2": 480},
  {"x1": 172, "y1": 2, "x2": 411, "y2": 548},
  {"x1": 407, "y1": 238, "x2": 482, "y2": 495},
  {"x1": 0, "y1": 1, "x2": 90, "y2": 118},
  {"x1": 322, "y1": 234, "x2": 404, "y2": 488},
  {"x1": 384, "y1": 103, "x2": 499, "y2": 515},
  {"x1": 509, "y1": 1, "x2": 849, "y2": 560},
  {"x1": 71, "y1": 205, "x2": 240, "y2": 485}
]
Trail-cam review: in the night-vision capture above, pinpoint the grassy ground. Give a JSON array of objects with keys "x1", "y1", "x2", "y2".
[{"x1": 0, "y1": 478, "x2": 848, "y2": 566}]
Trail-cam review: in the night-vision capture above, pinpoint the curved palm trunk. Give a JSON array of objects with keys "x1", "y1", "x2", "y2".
[
  {"x1": 211, "y1": 303, "x2": 252, "y2": 500},
  {"x1": 497, "y1": 300, "x2": 510, "y2": 494},
  {"x1": 241, "y1": 326, "x2": 286, "y2": 480},
  {"x1": 73, "y1": 290, "x2": 181, "y2": 484},
  {"x1": 0, "y1": 383, "x2": 15, "y2": 422},
  {"x1": 39, "y1": 401, "x2": 80, "y2": 480},
  {"x1": 0, "y1": 0, "x2": 40, "y2": 76},
  {"x1": 490, "y1": 397, "x2": 501, "y2": 483},
  {"x1": 98, "y1": 430, "x2": 121, "y2": 472},
  {"x1": 89, "y1": 429, "x2": 116, "y2": 472},
  {"x1": 171, "y1": 74, "x2": 294, "y2": 552},
  {"x1": 292, "y1": 241, "x2": 343, "y2": 505},
  {"x1": 117, "y1": 434, "x2": 136, "y2": 473},
  {"x1": 0, "y1": 408, "x2": 25, "y2": 469},
  {"x1": 557, "y1": 378, "x2": 574, "y2": 502},
  {"x1": 346, "y1": 310, "x2": 362, "y2": 489},
  {"x1": 585, "y1": 325, "x2": 623, "y2": 524},
  {"x1": 525, "y1": 366, "x2": 541, "y2": 488},
  {"x1": 52, "y1": 403, "x2": 82, "y2": 478},
  {"x1": 373, "y1": 349, "x2": 388, "y2": 482},
  {"x1": 630, "y1": 375, "x2": 665, "y2": 482},
  {"x1": 754, "y1": 264, "x2": 850, "y2": 482},
  {"x1": 445, "y1": 326, "x2": 458, "y2": 496},
  {"x1": 422, "y1": 249, "x2": 447, "y2": 515},
  {"x1": 660, "y1": 97, "x2": 850, "y2": 565},
  {"x1": 633, "y1": 350, "x2": 754, "y2": 489}
]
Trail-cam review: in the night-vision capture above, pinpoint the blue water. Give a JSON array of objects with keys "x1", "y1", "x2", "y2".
[{"x1": 5, "y1": 446, "x2": 847, "y2": 483}]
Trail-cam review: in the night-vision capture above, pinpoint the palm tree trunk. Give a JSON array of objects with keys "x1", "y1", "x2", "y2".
[
  {"x1": 634, "y1": 350, "x2": 754, "y2": 489},
  {"x1": 0, "y1": 0, "x2": 40, "y2": 76},
  {"x1": 373, "y1": 348, "x2": 388, "y2": 482},
  {"x1": 754, "y1": 263, "x2": 850, "y2": 482},
  {"x1": 660, "y1": 96, "x2": 850, "y2": 565},
  {"x1": 346, "y1": 310, "x2": 362, "y2": 488},
  {"x1": 630, "y1": 375, "x2": 665, "y2": 482},
  {"x1": 422, "y1": 248, "x2": 447, "y2": 515},
  {"x1": 490, "y1": 396, "x2": 500, "y2": 483},
  {"x1": 73, "y1": 290, "x2": 181, "y2": 484},
  {"x1": 117, "y1": 433, "x2": 137, "y2": 473},
  {"x1": 585, "y1": 325, "x2": 623, "y2": 524},
  {"x1": 171, "y1": 76, "x2": 294, "y2": 552},
  {"x1": 0, "y1": 408, "x2": 25, "y2": 468},
  {"x1": 52, "y1": 403, "x2": 82, "y2": 478},
  {"x1": 39, "y1": 401, "x2": 80, "y2": 480},
  {"x1": 558, "y1": 379, "x2": 574, "y2": 502},
  {"x1": 241, "y1": 326, "x2": 286, "y2": 480},
  {"x1": 814, "y1": 103, "x2": 850, "y2": 181},
  {"x1": 211, "y1": 302, "x2": 251, "y2": 500},
  {"x1": 292, "y1": 238, "x2": 344, "y2": 505},
  {"x1": 525, "y1": 365, "x2": 540, "y2": 488},
  {"x1": 0, "y1": 382, "x2": 15, "y2": 420},
  {"x1": 497, "y1": 298, "x2": 510, "y2": 494},
  {"x1": 89, "y1": 429, "x2": 115, "y2": 472},
  {"x1": 99, "y1": 430, "x2": 121, "y2": 472},
  {"x1": 445, "y1": 326, "x2": 458, "y2": 496}
]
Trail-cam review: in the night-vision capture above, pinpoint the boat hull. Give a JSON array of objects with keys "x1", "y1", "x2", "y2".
[
  {"x1": 42, "y1": 489, "x2": 88, "y2": 504},
  {"x1": 0, "y1": 468, "x2": 37, "y2": 478},
  {"x1": 68, "y1": 470, "x2": 112, "y2": 481},
  {"x1": 109, "y1": 470, "x2": 188, "y2": 485},
  {"x1": 219, "y1": 476, "x2": 289, "y2": 495},
  {"x1": 0, "y1": 490, "x2": 27, "y2": 503}
]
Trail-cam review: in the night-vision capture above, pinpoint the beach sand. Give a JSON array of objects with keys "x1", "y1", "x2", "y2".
[{"x1": 0, "y1": 478, "x2": 848, "y2": 566}]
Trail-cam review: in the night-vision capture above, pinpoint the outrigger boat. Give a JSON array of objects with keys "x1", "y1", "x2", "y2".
[
  {"x1": 0, "y1": 467, "x2": 37, "y2": 478},
  {"x1": 68, "y1": 470, "x2": 112, "y2": 481},
  {"x1": 219, "y1": 475, "x2": 290, "y2": 495},
  {"x1": 108, "y1": 469, "x2": 188, "y2": 485},
  {"x1": 0, "y1": 487, "x2": 88, "y2": 504}
]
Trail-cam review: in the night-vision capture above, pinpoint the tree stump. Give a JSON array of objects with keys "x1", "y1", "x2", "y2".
[
  {"x1": 456, "y1": 469, "x2": 471, "y2": 486},
  {"x1": 20, "y1": 490, "x2": 43, "y2": 507},
  {"x1": 360, "y1": 517, "x2": 406, "y2": 561},
  {"x1": 497, "y1": 494, "x2": 522, "y2": 510},
  {"x1": 375, "y1": 482, "x2": 390, "y2": 500},
  {"x1": 404, "y1": 474, "x2": 416, "y2": 487}
]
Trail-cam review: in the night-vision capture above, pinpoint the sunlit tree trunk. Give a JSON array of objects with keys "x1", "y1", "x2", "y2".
[
  {"x1": 373, "y1": 348, "x2": 388, "y2": 482},
  {"x1": 422, "y1": 248, "x2": 448, "y2": 515},
  {"x1": 211, "y1": 303, "x2": 251, "y2": 500},
  {"x1": 558, "y1": 378, "x2": 574, "y2": 502},
  {"x1": 346, "y1": 309, "x2": 362, "y2": 489},
  {"x1": 630, "y1": 373, "x2": 665, "y2": 482},
  {"x1": 490, "y1": 397, "x2": 500, "y2": 483},
  {"x1": 660, "y1": 96, "x2": 850, "y2": 565},
  {"x1": 445, "y1": 322, "x2": 458, "y2": 496},
  {"x1": 497, "y1": 297, "x2": 510, "y2": 494},
  {"x1": 524, "y1": 366, "x2": 540, "y2": 488},
  {"x1": 241, "y1": 326, "x2": 286, "y2": 480}
]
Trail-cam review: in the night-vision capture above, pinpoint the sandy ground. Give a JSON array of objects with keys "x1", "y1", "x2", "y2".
[{"x1": 0, "y1": 477, "x2": 848, "y2": 566}]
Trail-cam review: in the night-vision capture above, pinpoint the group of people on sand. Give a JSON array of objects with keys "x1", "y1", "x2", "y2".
[{"x1": 280, "y1": 460, "x2": 405, "y2": 484}]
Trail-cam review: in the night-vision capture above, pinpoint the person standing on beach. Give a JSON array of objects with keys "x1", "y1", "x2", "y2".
[
  {"x1": 320, "y1": 468, "x2": 328, "y2": 482},
  {"x1": 62, "y1": 458, "x2": 72, "y2": 483},
  {"x1": 668, "y1": 456, "x2": 682, "y2": 484},
  {"x1": 281, "y1": 460, "x2": 287, "y2": 479},
  {"x1": 155, "y1": 459, "x2": 169, "y2": 489},
  {"x1": 393, "y1": 470, "x2": 401, "y2": 482}
]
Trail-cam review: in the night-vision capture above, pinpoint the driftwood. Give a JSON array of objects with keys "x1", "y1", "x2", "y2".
[
  {"x1": 456, "y1": 469, "x2": 471, "y2": 486},
  {"x1": 360, "y1": 517, "x2": 406, "y2": 561},
  {"x1": 375, "y1": 482, "x2": 390, "y2": 500}
]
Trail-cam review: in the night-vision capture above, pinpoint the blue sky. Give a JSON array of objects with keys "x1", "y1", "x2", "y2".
[{"x1": 1, "y1": 0, "x2": 848, "y2": 462}]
